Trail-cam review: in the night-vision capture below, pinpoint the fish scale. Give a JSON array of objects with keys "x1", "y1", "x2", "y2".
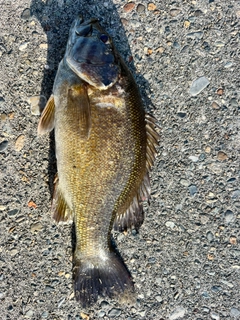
[{"x1": 38, "y1": 16, "x2": 159, "y2": 307}]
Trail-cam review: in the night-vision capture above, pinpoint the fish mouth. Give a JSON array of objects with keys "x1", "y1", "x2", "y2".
[{"x1": 65, "y1": 16, "x2": 120, "y2": 90}]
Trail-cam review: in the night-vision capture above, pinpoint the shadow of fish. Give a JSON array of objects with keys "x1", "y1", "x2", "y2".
[{"x1": 38, "y1": 16, "x2": 159, "y2": 307}]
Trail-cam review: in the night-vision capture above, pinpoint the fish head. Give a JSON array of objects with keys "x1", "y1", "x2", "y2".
[{"x1": 65, "y1": 16, "x2": 120, "y2": 90}]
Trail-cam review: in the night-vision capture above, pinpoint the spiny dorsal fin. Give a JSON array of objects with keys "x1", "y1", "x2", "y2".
[
  {"x1": 113, "y1": 114, "x2": 160, "y2": 232},
  {"x1": 37, "y1": 95, "x2": 55, "y2": 135},
  {"x1": 68, "y1": 84, "x2": 91, "y2": 139},
  {"x1": 52, "y1": 174, "x2": 72, "y2": 223}
]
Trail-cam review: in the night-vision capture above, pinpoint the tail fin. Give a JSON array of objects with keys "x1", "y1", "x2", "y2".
[{"x1": 73, "y1": 251, "x2": 134, "y2": 307}]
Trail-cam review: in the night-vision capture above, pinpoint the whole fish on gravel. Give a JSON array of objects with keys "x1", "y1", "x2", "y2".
[{"x1": 38, "y1": 16, "x2": 159, "y2": 307}]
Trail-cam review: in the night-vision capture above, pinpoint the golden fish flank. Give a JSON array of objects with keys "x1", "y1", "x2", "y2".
[{"x1": 38, "y1": 16, "x2": 159, "y2": 306}]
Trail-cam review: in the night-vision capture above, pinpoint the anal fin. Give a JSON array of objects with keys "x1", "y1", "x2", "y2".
[{"x1": 37, "y1": 95, "x2": 55, "y2": 135}]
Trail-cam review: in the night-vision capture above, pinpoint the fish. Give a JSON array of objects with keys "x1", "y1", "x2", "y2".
[{"x1": 38, "y1": 16, "x2": 159, "y2": 307}]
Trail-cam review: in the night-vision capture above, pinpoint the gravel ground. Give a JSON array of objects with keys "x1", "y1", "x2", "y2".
[{"x1": 1, "y1": 0, "x2": 240, "y2": 319}]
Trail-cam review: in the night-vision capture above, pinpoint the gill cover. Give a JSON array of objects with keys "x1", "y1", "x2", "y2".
[{"x1": 65, "y1": 17, "x2": 120, "y2": 90}]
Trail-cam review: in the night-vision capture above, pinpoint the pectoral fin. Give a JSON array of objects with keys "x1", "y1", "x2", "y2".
[
  {"x1": 37, "y1": 95, "x2": 55, "y2": 135},
  {"x1": 52, "y1": 174, "x2": 72, "y2": 223},
  {"x1": 68, "y1": 84, "x2": 91, "y2": 139}
]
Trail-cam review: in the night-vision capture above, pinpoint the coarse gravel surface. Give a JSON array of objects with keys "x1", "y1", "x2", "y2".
[{"x1": 1, "y1": 0, "x2": 240, "y2": 319}]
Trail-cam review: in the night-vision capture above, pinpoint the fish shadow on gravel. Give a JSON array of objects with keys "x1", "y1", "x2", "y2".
[{"x1": 30, "y1": 0, "x2": 153, "y2": 251}]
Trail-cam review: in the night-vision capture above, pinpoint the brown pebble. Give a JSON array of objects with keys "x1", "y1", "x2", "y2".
[
  {"x1": 230, "y1": 236, "x2": 237, "y2": 245},
  {"x1": 80, "y1": 313, "x2": 90, "y2": 320},
  {"x1": 217, "y1": 151, "x2": 228, "y2": 161},
  {"x1": 121, "y1": 18, "x2": 128, "y2": 26},
  {"x1": 147, "y1": 48, "x2": 153, "y2": 55},
  {"x1": 212, "y1": 101, "x2": 220, "y2": 109},
  {"x1": 123, "y1": 2, "x2": 135, "y2": 13},
  {"x1": 1, "y1": 113, "x2": 7, "y2": 121},
  {"x1": 205, "y1": 146, "x2": 211, "y2": 153},
  {"x1": 148, "y1": 2, "x2": 156, "y2": 11},
  {"x1": 207, "y1": 253, "x2": 214, "y2": 260},
  {"x1": 8, "y1": 112, "x2": 15, "y2": 119},
  {"x1": 15, "y1": 135, "x2": 25, "y2": 151},
  {"x1": 136, "y1": 4, "x2": 145, "y2": 13},
  {"x1": 217, "y1": 88, "x2": 224, "y2": 95}
]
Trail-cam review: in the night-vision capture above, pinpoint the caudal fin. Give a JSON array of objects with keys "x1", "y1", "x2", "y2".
[{"x1": 73, "y1": 251, "x2": 134, "y2": 307}]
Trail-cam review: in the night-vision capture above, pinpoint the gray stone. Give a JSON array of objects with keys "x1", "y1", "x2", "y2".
[
  {"x1": 230, "y1": 308, "x2": 240, "y2": 317},
  {"x1": 223, "y1": 210, "x2": 235, "y2": 223},
  {"x1": 188, "y1": 185, "x2": 198, "y2": 196},
  {"x1": 108, "y1": 308, "x2": 122, "y2": 317},
  {"x1": 169, "y1": 306, "x2": 186, "y2": 320},
  {"x1": 0, "y1": 140, "x2": 8, "y2": 152},
  {"x1": 189, "y1": 77, "x2": 210, "y2": 96}
]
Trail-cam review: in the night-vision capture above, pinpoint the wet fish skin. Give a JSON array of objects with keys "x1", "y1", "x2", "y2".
[{"x1": 38, "y1": 16, "x2": 159, "y2": 307}]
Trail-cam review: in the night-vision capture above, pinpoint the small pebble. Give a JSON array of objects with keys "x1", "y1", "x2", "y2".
[
  {"x1": 148, "y1": 3, "x2": 156, "y2": 11},
  {"x1": 180, "y1": 179, "x2": 189, "y2": 186},
  {"x1": 217, "y1": 151, "x2": 228, "y2": 161},
  {"x1": 39, "y1": 43, "x2": 48, "y2": 49},
  {"x1": 19, "y1": 42, "x2": 29, "y2": 51},
  {"x1": 232, "y1": 190, "x2": 240, "y2": 199},
  {"x1": 206, "y1": 231, "x2": 214, "y2": 242},
  {"x1": 223, "y1": 210, "x2": 234, "y2": 223},
  {"x1": 177, "y1": 112, "x2": 186, "y2": 118},
  {"x1": 155, "y1": 295, "x2": 162, "y2": 302},
  {"x1": 230, "y1": 308, "x2": 240, "y2": 317},
  {"x1": 210, "y1": 311, "x2": 220, "y2": 320},
  {"x1": 30, "y1": 222, "x2": 43, "y2": 233},
  {"x1": 8, "y1": 209, "x2": 19, "y2": 216},
  {"x1": 189, "y1": 76, "x2": 210, "y2": 96},
  {"x1": 108, "y1": 308, "x2": 121, "y2": 317},
  {"x1": 224, "y1": 61, "x2": 233, "y2": 68},
  {"x1": 29, "y1": 95, "x2": 46, "y2": 115},
  {"x1": 41, "y1": 311, "x2": 49, "y2": 318},
  {"x1": 214, "y1": 41, "x2": 225, "y2": 47},
  {"x1": 165, "y1": 221, "x2": 175, "y2": 229},
  {"x1": 136, "y1": 4, "x2": 145, "y2": 13},
  {"x1": 98, "y1": 310, "x2": 106, "y2": 318},
  {"x1": 123, "y1": 2, "x2": 135, "y2": 13},
  {"x1": 188, "y1": 185, "x2": 198, "y2": 196},
  {"x1": 169, "y1": 306, "x2": 186, "y2": 320},
  {"x1": 217, "y1": 88, "x2": 224, "y2": 95},
  {"x1": 15, "y1": 135, "x2": 25, "y2": 151},
  {"x1": 170, "y1": 9, "x2": 181, "y2": 16},
  {"x1": 10, "y1": 248, "x2": 18, "y2": 256},
  {"x1": 186, "y1": 31, "x2": 203, "y2": 39},
  {"x1": 230, "y1": 98, "x2": 238, "y2": 107},
  {"x1": 212, "y1": 101, "x2": 220, "y2": 109},
  {"x1": 21, "y1": 8, "x2": 31, "y2": 20},
  {"x1": 25, "y1": 310, "x2": 34, "y2": 318},
  {"x1": 0, "y1": 140, "x2": 8, "y2": 152},
  {"x1": 189, "y1": 155, "x2": 199, "y2": 162}
]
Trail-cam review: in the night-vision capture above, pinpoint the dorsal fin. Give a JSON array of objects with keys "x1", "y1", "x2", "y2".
[{"x1": 113, "y1": 113, "x2": 160, "y2": 232}]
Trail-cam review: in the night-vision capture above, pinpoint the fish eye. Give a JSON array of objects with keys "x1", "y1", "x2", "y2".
[{"x1": 100, "y1": 34, "x2": 109, "y2": 43}]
